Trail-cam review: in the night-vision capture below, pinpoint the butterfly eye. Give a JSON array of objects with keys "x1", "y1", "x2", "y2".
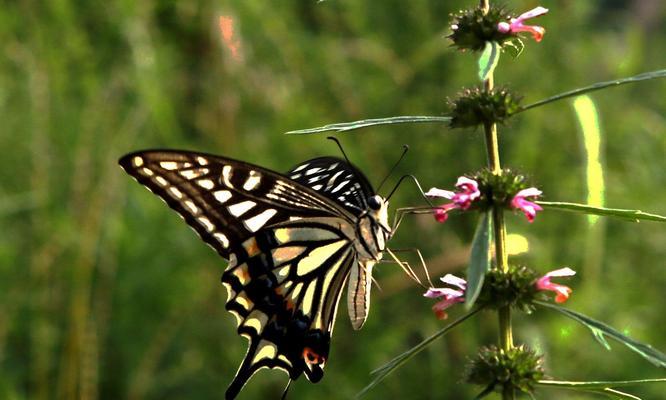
[{"x1": 367, "y1": 195, "x2": 382, "y2": 210}]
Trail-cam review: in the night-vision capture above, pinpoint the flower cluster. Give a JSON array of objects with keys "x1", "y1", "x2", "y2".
[
  {"x1": 448, "y1": 6, "x2": 513, "y2": 51},
  {"x1": 427, "y1": 171, "x2": 543, "y2": 223},
  {"x1": 465, "y1": 345, "x2": 545, "y2": 396},
  {"x1": 424, "y1": 267, "x2": 575, "y2": 319},
  {"x1": 448, "y1": 86, "x2": 522, "y2": 128},
  {"x1": 448, "y1": 5, "x2": 548, "y2": 52}
]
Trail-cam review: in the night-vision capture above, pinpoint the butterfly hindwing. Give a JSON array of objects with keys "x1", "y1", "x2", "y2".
[
  {"x1": 287, "y1": 157, "x2": 375, "y2": 215},
  {"x1": 223, "y1": 218, "x2": 357, "y2": 398}
]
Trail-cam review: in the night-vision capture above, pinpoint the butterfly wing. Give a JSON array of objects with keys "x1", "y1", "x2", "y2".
[
  {"x1": 118, "y1": 151, "x2": 354, "y2": 258},
  {"x1": 223, "y1": 217, "x2": 357, "y2": 399},
  {"x1": 288, "y1": 157, "x2": 385, "y2": 331},
  {"x1": 118, "y1": 150, "x2": 363, "y2": 398},
  {"x1": 286, "y1": 156, "x2": 375, "y2": 215}
]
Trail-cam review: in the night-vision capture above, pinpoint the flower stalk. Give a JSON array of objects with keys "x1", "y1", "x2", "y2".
[{"x1": 480, "y1": 1, "x2": 514, "y2": 398}]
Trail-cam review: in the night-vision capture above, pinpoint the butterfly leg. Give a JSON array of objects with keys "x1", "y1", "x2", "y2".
[
  {"x1": 391, "y1": 206, "x2": 435, "y2": 233},
  {"x1": 380, "y1": 247, "x2": 430, "y2": 288},
  {"x1": 387, "y1": 247, "x2": 434, "y2": 288}
]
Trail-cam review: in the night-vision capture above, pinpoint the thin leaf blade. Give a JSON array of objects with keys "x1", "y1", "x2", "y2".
[
  {"x1": 537, "y1": 201, "x2": 666, "y2": 223},
  {"x1": 518, "y1": 69, "x2": 666, "y2": 113},
  {"x1": 478, "y1": 41, "x2": 501, "y2": 81},
  {"x1": 537, "y1": 301, "x2": 666, "y2": 368},
  {"x1": 603, "y1": 388, "x2": 642, "y2": 400},
  {"x1": 537, "y1": 379, "x2": 666, "y2": 400},
  {"x1": 285, "y1": 115, "x2": 452, "y2": 135},
  {"x1": 356, "y1": 308, "x2": 481, "y2": 398},
  {"x1": 465, "y1": 211, "x2": 492, "y2": 309},
  {"x1": 538, "y1": 378, "x2": 666, "y2": 390}
]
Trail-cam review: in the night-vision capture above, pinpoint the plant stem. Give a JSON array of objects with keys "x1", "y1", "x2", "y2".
[
  {"x1": 479, "y1": 0, "x2": 489, "y2": 13},
  {"x1": 480, "y1": 1, "x2": 514, "y2": 399}
]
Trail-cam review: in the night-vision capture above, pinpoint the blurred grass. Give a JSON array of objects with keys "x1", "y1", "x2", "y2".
[{"x1": 1, "y1": 0, "x2": 665, "y2": 399}]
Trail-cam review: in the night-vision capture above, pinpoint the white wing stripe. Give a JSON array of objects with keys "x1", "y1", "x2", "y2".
[
  {"x1": 228, "y1": 200, "x2": 256, "y2": 217},
  {"x1": 244, "y1": 209, "x2": 277, "y2": 232},
  {"x1": 242, "y1": 171, "x2": 262, "y2": 191},
  {"x1": 214, "y1": 190, "x2": 232, "y2": 203}
]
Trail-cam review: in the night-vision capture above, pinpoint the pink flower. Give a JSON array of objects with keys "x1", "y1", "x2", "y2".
[
  {"x1": 451, "y1": 177, "x2": 480, "y2": 209},
  {"x1": 424, "y1": 274, "x2": 467, "y2": 319},
  {"x1": 426, "y1": 177, "x2": 481, "y2": 223},
  {"x1": 536, "y1": 267, "x2": 576, "y2": 303},
  {"x1": 433, "y1": 203, "x2": 457, "y2": 223},
  {"x1": 511, "y1": 187, "x2": 543, "y2": 223},
  {"x1": 497, "y1": 6, "x2": 549, "y2": 42}
]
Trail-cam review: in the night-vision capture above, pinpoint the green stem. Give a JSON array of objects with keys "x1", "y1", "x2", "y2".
[{"x1": 479, "y1": 1, "x2": 513, "y2": 399}]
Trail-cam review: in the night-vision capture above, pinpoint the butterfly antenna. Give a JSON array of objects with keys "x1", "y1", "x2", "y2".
[
  {"x1": 386, "y1": 174, "x2": 434, "y2": 207},
  {"x1": 281, "y1": 379, "x2": 293, "y2": 400},
  {"x1": 376, "y1": 144, "x2": 409, "y2": 193},
  {"x1": 327, "y1": 136, "x2": 354, "y2": 166},
  {"x1": 327, "y1": 136, "x2": 368, "y2": 193}
]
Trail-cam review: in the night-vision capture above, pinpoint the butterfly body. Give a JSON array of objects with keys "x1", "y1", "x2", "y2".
[{"x1": 119, "y1": 150, "x2": 391, "y2": 399}]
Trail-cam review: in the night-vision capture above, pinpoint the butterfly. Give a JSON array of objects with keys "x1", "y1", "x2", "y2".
[{"x1": 118, "y1": 150, "x2": 393, "y2": 399}]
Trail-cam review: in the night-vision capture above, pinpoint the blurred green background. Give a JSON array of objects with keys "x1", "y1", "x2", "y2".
[{"x1": 2, "y1": 0, "x2": 665, "y2": 399}]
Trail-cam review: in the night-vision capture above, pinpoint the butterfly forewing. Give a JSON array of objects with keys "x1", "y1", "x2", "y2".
[{"x1": 119, "y1": 151, "x2": 351, "y2": 257}]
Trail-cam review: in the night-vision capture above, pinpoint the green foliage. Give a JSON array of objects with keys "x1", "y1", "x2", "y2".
[
  {"x1": 478, "y1": 41, "x2": 501, "y2": 81},
  {"x1": 465, "y1": 211, "x2": 492, "y2": 308},
  {"x1": 286, "y1": 115, "x2": 452, "y2": 135},
  {"x1": 517, "y1": 69, "x2": 666, "y2": 113},
  {"x1": 538, "y1": 378, "x2": 666, "y2": 400},
  {"x1": 357, "y1": 308, "x2": 481, "y2": 398},
  {"x1": 537, "y1": 301, "x2": 666, "y2": 368},
  {"x1": 537, "y1": 201, "x2": 666, "y2": 223}
]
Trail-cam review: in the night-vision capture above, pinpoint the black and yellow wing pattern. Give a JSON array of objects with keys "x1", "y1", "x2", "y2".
[{"x1": 119, "y1": 150, "x2": 389, "y2": 399}]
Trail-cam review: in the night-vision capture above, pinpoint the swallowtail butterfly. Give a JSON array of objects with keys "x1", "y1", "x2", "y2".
[{"x1": 119, "y1": 150, "x2": 392, "y2": 399}]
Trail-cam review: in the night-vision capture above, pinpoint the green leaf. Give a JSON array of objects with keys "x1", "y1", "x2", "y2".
[
  {"x1": 537, "y1": 201, "x2": 666, "y2": 223},
  {"x1": 536, "y1": 301, "x2": 666, "y2": 368},
  {"x1": 478, "y1": 41, "x2": 500, "y2": 81},
  {"x1": 356, "y1": 308, "x2": 481, "y2": 398},
  {"x1": 538, "y1": 378, "x2": 666, "y2": 390},
  {"x1": 538, "y1": 379, "x2": 666, "y2": 400},
  {"x1": 285, "y1": 115, "x2": 452, "y2": 135},
  {"x1": 465, "y1": 211, "x2": 492, "y2": 309},
  {"x1": 603, "y1": 388, "x2": 642, "y2": 400},
  {"x1": 517, "y1": 68, "x2": 666, "y2": 113}
]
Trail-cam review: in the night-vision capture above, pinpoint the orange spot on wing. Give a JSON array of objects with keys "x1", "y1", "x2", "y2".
[
  {"x1": 303, "y1": 347, "x2": 326, "y2": 366},
  {"x1": 219, "y1": 16, "x2": 241, "y2": 60}
]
